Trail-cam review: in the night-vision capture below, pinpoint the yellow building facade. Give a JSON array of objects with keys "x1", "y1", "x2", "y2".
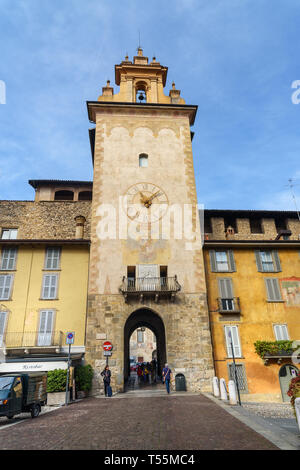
[
  {"x1": 204, "y1": 209, "x2": 300, "y2": 402},
  {"x1": 0, "y1": 183, "x2": 91, "y2": 373}
]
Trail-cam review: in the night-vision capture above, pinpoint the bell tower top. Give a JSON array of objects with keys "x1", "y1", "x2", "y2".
[{"x1": 97, "y1": 48, "x2": 185, "y2": 105}]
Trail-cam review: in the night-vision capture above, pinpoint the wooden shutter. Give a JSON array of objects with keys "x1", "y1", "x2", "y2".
[
  {"x1": 0, "y1": 312, "x2": 7, "y2": 346},
  {"x1": 42, "y1": 274, "x2": 58, "y2": 299},
  {"x1": 272, "y1": 251, "x2": 281, "y2": 272},
  {"x1": 1, "y1": 248, "x2": 17, "y2": 270},
  {"x1": 255, "y1": 250, "x2": 263, "y2": 272},
  {"x1": 45, "y1": 248, "x2": 61, "y2": 270},
  {"x1": 209, "y1": 250, "x2": 217, "y2": 272},
  {"x1": 265, "y1": 278, "x2": 282, "y2": 301},
  {"x1": 0, "y1": 275, "x2": 13, "y2": 300},
  {"x1": 274, "y1": 324, "x2": 289, "y2": 340},
  {"x1": 218, "y1": 278, "x2": 234, "y2": 298},
  {"x1": 225, "y1": 326, "x2": 241, "y2": 357},
  {"x1": 38, "y1": 310, "x2": 54, "y2": 346},
  {"x1": 228, "y1": 250, "x2": 236, "y2": 272}
]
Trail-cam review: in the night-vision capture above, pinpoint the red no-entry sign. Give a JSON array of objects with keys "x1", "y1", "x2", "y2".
[{"x1": 103, "y1": 341, "x2": 113, "y2": 352}]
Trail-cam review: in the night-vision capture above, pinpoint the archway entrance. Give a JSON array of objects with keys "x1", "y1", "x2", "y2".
[{"x1": 124, "y1": 308, "x2": 166, "y2": 389}]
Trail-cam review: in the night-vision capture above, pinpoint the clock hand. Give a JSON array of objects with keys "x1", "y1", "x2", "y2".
[{"x1": 146, "y1": 191, "x2": 160, "y2": 206}]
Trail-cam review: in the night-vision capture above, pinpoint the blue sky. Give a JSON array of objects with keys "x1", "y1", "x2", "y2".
[{"x1": 0, "y1": 0, "x2": 300, "y2": 210}]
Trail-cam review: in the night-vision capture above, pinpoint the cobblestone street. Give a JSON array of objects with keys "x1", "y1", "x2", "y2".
[{"x1": 0, "y1": 393, "x2": 279, "y2": 450}]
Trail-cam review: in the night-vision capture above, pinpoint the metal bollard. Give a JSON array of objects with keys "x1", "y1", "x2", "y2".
[
  {"x1": 220, "y1": 378, "x2": 228, "y2": 401},
  {"x1": 228, "y1": 380, "x2": 237, "y2": 405},
  {"x1": 212, "y1": 377, "x2": 220, "y2": 398},
  {"x1": 295, "y1": 397, "x2": 300, "y2": 433}
]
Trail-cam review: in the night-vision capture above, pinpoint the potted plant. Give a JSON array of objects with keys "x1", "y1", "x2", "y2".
[
  {"x1": 287, "y1": 373, "x2": 300, "y2": 416},
  {"x1": 75, "y1": 365, "x2": 93, "y2": 399},
  {"x1": 47, "y1": 369, "x2": 68, "y2": 406}
]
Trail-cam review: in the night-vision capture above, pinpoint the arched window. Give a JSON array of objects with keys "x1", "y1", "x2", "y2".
[
  {"x1": 78, "y1": 191, "x2": 92, "y2": 201},
  {"x1": 54, "y1": 190, "x2": 74, "y2": 201},
  {"x1": 135, "y1": 82, "x2": 147, "y2": 103},
  {"x1": 139, "y1": 154, "x2": 148, "y2": 168}
]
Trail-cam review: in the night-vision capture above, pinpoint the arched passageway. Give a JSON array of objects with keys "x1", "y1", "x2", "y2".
[{"x1": 124, "y1": 308, "x2": 166, "y2": 386}]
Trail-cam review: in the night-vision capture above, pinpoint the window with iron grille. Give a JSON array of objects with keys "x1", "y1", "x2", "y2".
[
  {"x1": 228, "y1": 363, "x2": 248, "y2": 392},
  {"x1": 1, "y1": 248, "x2": 17, "y2": 270}
]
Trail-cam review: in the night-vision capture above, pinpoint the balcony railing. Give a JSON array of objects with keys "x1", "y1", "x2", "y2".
[
  {"x1": 217, "y1": 297, "x2": 241, "y2": 314},
  {"x1": 3, "y1": 331, "x2": 64, "y2": 350},
  {"x1": 120, "y1": 276, "x2": 181, "y2": 302}
]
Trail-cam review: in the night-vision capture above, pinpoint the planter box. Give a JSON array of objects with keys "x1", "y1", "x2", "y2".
[{"x1": 47, "y1": 391, "x2": 69, "y2": 406}]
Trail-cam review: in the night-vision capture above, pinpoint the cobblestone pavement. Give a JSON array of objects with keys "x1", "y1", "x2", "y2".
[
  {"x1": 242, "y1": 402, "x2": 294, "y2": 419},
  {"x1": 0, "y1": 394, "x2": 278, "y2": 450}
]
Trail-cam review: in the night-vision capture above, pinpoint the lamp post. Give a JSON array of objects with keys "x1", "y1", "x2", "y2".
[{"x1": 228, "y1": 330, "x2": 241, "y2": 406}]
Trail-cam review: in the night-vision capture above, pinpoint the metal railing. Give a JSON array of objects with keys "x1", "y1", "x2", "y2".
[
  {"x1": 3, "y1": 331, "x2": 64, "y2": 349},
  {"x1": 217, "y1": 297, "x2": 241, "y2": 313},
  {"x1": 120, "y1": 276, "x2": 181, "y2": 294}
]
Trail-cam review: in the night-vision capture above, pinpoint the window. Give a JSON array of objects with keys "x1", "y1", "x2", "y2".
[
  {"x1": 38, "y1": 310, "x2": 54, "y2": 346},
  {"x1": 54, "y1": 190, "x2": 74, "y2": 201},
  {"x1": 274, "y1": 324, "x2": 289, "y2": 341},
  {"x1": 1, "y1": 229, "x2": 18, "y2": 240},
  {"x1": 137, "y1": 330, "x2": 144, "y2": 343},
  {"x1": 0, "y1": 311, "x2": 8, "y2": 347},
  {"x1": 139, "y1": 154, "x2": 148, "y2": 168},
  {"x1": 218, "y1": 278, "x2": 238, "y2": 311},
  {"x1": 224, "y1": 217, "x2": 238, "y2": 233},
  {"x1": 255, "y1": 250, "x2": 281, "y2": 272},
  {"x1": 224, "y1": 325, "x2": 242, "y2": 358},
  {"x1": 41, "y1": 274, "x2": 58, "y2": 299},
  {"x1": 0, "y1": 275, "x2": 13, "y2": 300},
  {"x1": 210, "y1": 250, "x2": 236, "y2": 272},
  {"x1": 250, "y1": 218, "x2": 263, "y2": 234},
  {"x1": 265, "y1": 278, "x2": 282, "y2": 302},
  {"x1": 228, "y1": 363, "x2": 248, "y2": 392},
  {"x1": 13, "y1": 377, "x2": 23, "y2": 398},
  {"x1": 44, "y1": 248, "x2": 61, "y2": 270},
  {"x1": 78, "y1": 191, "x2": 92, "y2": 201},
  {"x1": 1, "y1": 248, "x2": 17, "y2": 270}
]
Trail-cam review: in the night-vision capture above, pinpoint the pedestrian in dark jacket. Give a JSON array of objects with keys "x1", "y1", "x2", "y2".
[{"x1": 101, "y1": 366, "x2": 111, "y2": 397}]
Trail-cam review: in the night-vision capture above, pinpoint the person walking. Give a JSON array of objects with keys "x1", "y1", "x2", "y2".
[
  {"x1": 101, "y1": 365, "x2": 112, "y2": 397},
  {"x1": 162, "y1": 363, "x2": 172, "y2": 394}
]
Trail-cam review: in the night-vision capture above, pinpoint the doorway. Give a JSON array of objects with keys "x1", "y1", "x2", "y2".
[
  {"x1": 124, "y1": 308, "x2": 166, "y2": 390},
  {"x1": 279, "y1": 364, "x2": 299, "y2": 402}
]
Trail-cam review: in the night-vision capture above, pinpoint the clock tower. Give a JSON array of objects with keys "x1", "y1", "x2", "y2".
[{"x1": 86, "y1": 48, "x2": 214, "y2": 393}]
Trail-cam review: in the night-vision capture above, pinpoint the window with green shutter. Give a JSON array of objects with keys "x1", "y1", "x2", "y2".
[
  {"x1": 210, "y1": 250, "x2": 236, "y2": 272},
  {"x1": 255, "y1": 250, "x2": 281, "y2": 272},
  {"x1": 264, "y1": 278, "x2": 282, "y2": 301}
]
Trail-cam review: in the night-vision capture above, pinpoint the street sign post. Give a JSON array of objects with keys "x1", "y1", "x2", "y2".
[
  {"x1": 103, "y1": 341, "x2": 113, "y2": 365},
  {"x1": 65, "y1": 332, "x2": 75, "y2": 406}
]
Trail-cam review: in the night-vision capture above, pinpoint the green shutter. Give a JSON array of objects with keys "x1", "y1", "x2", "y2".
[
  {"x1": 272, "y1": 251, "x2": 281, "y2": 272},
  {"x1": 265, "y1": 278, "x2": 282, "y2": 301},
  {"x1": 218, "y1": 278, "x2": 234, "y2": 298},
  {"x1": 255, "y1": 250, "x2": 263, "y2": 272},
  {"x1": 228, "y1": 250, "x2": 236, "y2": 272},
  {"x1": 209, "y1": 250, "x2": 217, "y2": 272}
]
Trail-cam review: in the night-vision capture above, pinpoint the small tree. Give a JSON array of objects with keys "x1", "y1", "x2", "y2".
[
  {"x1": 75, "y1": 365, "x2": 93, "y2": 393},
  {"x1": 47, "y1": 369, "x2": 67, "y2": 393}
]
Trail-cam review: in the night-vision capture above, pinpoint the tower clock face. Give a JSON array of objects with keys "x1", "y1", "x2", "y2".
[{"x1": 123, "y1": 182, "x2": 169, "y2": 224}]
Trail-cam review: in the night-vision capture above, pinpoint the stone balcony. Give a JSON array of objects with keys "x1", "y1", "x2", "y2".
[{"x1": 119, "y1": 276, "x2": 181, "y2": 303}]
